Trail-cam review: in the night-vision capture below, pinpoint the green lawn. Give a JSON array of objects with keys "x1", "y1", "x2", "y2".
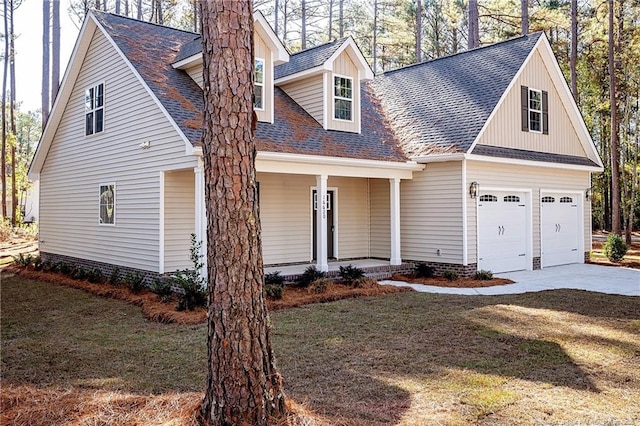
[{"x1": 2, "y1": 275, "x2": 639, "y2": 425}]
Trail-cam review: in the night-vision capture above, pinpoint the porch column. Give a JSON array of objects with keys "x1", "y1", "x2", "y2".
[
  {"x1": 390, "y1": 178, "x2": 401, "y2": 265},
  {"x1": 316, "y1": 174, "x2": 329, "y2": 272},
  {"x1": 194, "y1": 160, "x2": 208, "y2": 283}
]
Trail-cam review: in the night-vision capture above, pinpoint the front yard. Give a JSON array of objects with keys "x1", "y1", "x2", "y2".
[{"x1": 2, "y1": 275, "x2": 639, "y2": 425}]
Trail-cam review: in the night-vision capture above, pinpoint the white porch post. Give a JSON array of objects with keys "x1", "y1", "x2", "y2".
[
  {"x1": 194, "y1": 160, "x2": 208, "y2": 284},
  {"x1": 390, "y1": 178, "x2": 402, "y2": 265},
  {"x1": 316, "y1": 174, "x2": 329, "y2": 272}
]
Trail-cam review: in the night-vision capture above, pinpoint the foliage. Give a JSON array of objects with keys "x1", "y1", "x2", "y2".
[
  {"x1": 603, "y1": 233, "x2": 628, "y2": 263},
  {"x1": 87, "y1": 268, "x2": 103, "y2": 283},
  {"x1": 72, "y1": 267, "x2": 87, "y2": 281},
  {"x1": 12, "y1": 253, "x2": 33, "y2": 267},
  {"x1": 264, "y1": 284, "x2": 284, "y2": 300},
  {"x1": 295, "y1": 265, "x2": 326, "y2": 288},
  {"x1": 151, "y1": 277, "x2": 174, "y2": 302},
  {"x1": 352, "y1": 276, "x2": 378, "y2": 288},
  {"x1": 54, "y1": 262, "x2": 73, "y2": 276},
  {"x1": 172, "y1": 234, "x2": 207, "y2": 311},
  {"x1": 264, "y1": 271, "x2": 285, "y2": 286},
  {"x1": 339, "y1": 264, "x2": 365, "y2": 285},
  {"x1": 32, "y1": 256, "x2": 43, "y2": 271},
  {"x1": 474, "y1": 270, "x2": 493, "y2": 281},
  {"x1": 443, "y1": 270, "x2": 459, "y2": 282},
  {"x1": 308, "y1": 278, "x2": 333, "y2": 294},
  {"x1": 109, "y1": 267, "x2": 121, "y2": 286},
  {"x1": 413, "y1": 262, "x2": 435, "y2": 278},
  {"x1": 124, "y1": 271, "x2": 146, "y2": 294},
  {"x1": 0, "y1": 218, "x2": 11, "y2": 241}
]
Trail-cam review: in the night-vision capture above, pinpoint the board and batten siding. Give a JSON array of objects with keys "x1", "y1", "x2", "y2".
[
  {"x1": 466, "y1": 161, "x2": 591, "y2": 262},
  {"x1": 401, "y1": 162, "x2": 464, "y2": 263},
  {"x1": 163, "y1": 170, "x2": 195, "y2": 272},
  {"x1": 326, "y1": 51, "x2": 360, "y2": 133},
  {"x1": 477, "y1": 50, "x2": 586, "y2": 157},
  {"x1": 369, "y1": 178, "x2": 391, "y2": 258},
  {"x1": 280, "y1": 76, "x2": 324, "y2": 126},
  {"x1": 328, "y1": 176, "x2": 369, "y2": 259},
  {"x1": 39, "y1": 27, "x2": 197, "y2": 272}
]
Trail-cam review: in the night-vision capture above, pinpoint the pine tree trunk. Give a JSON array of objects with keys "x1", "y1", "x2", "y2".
[
  {"x1": 157, "y1": 0, "x2": 163, "y2": 25},
  {"x1": 373, "y1": 0, "x2": 378, "y2": 74},
  {"x1": 42, "y1": 0, "x2": 50, "y2": 127},
  {"x1": 339, "y1": 0, "x2": 343, "y2": 38},
  {"x1": 521, "y1": 0, "x2": 528, "y2": 35},
  {"x1": 468, "y1": 0, "x2": 479, "y2": 49},
  {"x1": 52, "y1": 0, "x2": 60, "y2": 104},
  {"x1": 328, "y1": 0, "x2": 333, "y2": 40},
  {"x1": 416, "y1": 0, "x2": 422, "y2": 63},
  {"x1": 274, "y1": 0, "x2": 279, "y2": 37},
  {"x1": 2, "y1": 0, "x2": 8, "y2": 219},
  {"x1": 193, "y1": 0, "x2": 198, "y2": 33},
  {"x1": 608, "y1": 0, "x2": 620, "y2": 234},
  {"x1": 9, "y1": 0, "x2": 16, "y2": 225},
  {"x1": 115, "y1": 0, "x2": 121, "y2": 14},
  {"x1": 137, "y1": 0, "x2": 142, "y2": 20},
  {"x1": 301, "y1": 0, "x2": 306, "y2": 49},
  {"x1": 570, "y1": 0, "x2": 578, "y2": 99},
  {"x1": 198, "y1": 2, "x2": 287, "y2": 425}
]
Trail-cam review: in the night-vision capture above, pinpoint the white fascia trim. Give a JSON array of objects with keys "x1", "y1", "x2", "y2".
[
  {"x1": 327, "y1": 37, "x2": 374, "y2": 81},
  {"x1": 274, "y1": 64, "x2": 325, "y2": 85},
  {"x1": 254, "y1": 12, "x2": 289, "y2": 64},
  {"x1": 29, "y1": 17, "x2": 97, "y2": 179},
  {"x1": 411, "y1": 153, "x2": 467, "y2": 163},
  {"x1": 92, "y1": 15, "x2": 196, "y2": 156},
  {"x1": 462, "y1": 159, "x2": 468, "y2": 265},
  {"x1": 257, "y1": 151, "x2": 423, "y2": 171},
  {"x1": 465, "y1": 153, "x2": 603, "y2": 172},
  {"x1": 172, "y1": 52, "x2": 202, "y2": 69},
  {"x1": 466, "y1": 37, "x2": 539, "y2": 155}
]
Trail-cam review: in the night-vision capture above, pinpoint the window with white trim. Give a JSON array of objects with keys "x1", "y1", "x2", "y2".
[
  {"x1": 479, "y1": 195, "x2": 498, "y2": 202},
  {"x1": 85, "y1": 83, "x2": 104, "y2": 135},
  {"x1": 99, "y1": 183, "x2": 115, "y2": 225},
  {"x1": 334, "y1": 75, "x2": 353, "y2": 121},
  {"x1": 542, "y1": 196, "x2": 555, "y2": 203},
  {"x1": 521, "y1": 85, "x2": 548, "y2": 134},
  {"x1": 504, "y1": 195, "x2": 521, "y2": 203},
  {"x1": 254, "y1": 59, "x2": 264, "y2": 110},
  {"x1": 560, "y1": 196, "x2": 573, "y2": 203},
  {"x1": 528, "y1": 88, "x2": 542, "y2": 133}
]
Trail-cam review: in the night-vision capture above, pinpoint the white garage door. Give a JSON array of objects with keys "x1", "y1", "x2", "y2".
[
  {"x1": 478, "y1": 192, "x2": 529, "y2": 273},
  {"x1": 541, "y1": 193, "x2": 581, "y2": 268}
]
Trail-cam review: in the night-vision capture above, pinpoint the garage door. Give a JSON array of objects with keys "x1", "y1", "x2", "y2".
[
  {"x1": 541, "y1": 193, "x2": 581, "y2": 268},
  {"x1": 478, "y1": 192, "x2": 529, "y2": 273}
]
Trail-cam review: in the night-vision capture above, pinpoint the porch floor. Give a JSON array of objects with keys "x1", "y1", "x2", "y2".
[{"x1": 264, "y1": 259, "x2": 412, "y2": 281}]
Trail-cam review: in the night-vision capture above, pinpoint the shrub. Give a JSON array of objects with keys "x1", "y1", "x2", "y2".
[
  {"x1": 603, "y1": 233, "x2": 628, "y2": 263},
  {"x1": 295, "y1": 265, "x2": 326, "y2": 288},
  {"x1": 339, "y1": 264, "x2": 365, "y2": 285},
  {"x1": 124, "y1": 271, "x2": 146, "y2": 294},
  {"x1": 0, "y1": 217, "x2": 11, "y2": 241},
  {"x1": 308, "y1": 278, "x2": 332, "y2": 294},
  {"x1": 87, "y1": 268, "x2": 103, "y2": 283},
  {"x1": 55, "y1": 262, "x2": 73, "y2": 276},
  {"x1": 474, "y1": 270, "x2": 493, "y2": 281},
  {"x1": 174, "y1": 234, "x2": 207, "y2": 311},
  {"x1": 13, "y1": 253, "x2": 33, "y2": 267},
  {"x1": 32, "y1": 256, "x2": 43, "y2": 271},
  {"x1": 151, "y1": 277, "x2": 174, "y2": 302},
  {"x1": 264, "y1": 271, "x2": 285, "y2": 286},
  {"x1": 41, "y1": 260, "x2": 53, "y2": 272},
  {"x1": 414, "y1": 262, "x2": 435, "y2": 278},
  {"x1": 443, "y1": 270, "x2": 459, "y2": 281},
  {"x1": 109, "y1": 267, "x2": 121, "y2": 286},
  {"x1": 264, "y1": 284, "x2": 284, "y2": 300},
  {"x1": 353, "y1": 276, "x2": 378, "y2": 288},
  {"x1": 72, "y1": 267, "x2": 87, "y2": 280}
]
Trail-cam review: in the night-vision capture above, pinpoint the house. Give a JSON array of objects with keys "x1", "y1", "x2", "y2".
[{"x1": 28, "y1": 11, "x2": 602, "y2": 281}]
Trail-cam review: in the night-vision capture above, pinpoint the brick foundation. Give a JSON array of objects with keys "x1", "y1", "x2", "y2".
[
  {"x1": 278, "y1": 262, "x2": 415, "y2": 284},
  {"x1": 533, "y1": 257, "x2": 541, "y2": 270},
  {"x1": 403, "y1": 260, "x2": 478, "y2": 278},
  {"x1": 584, "y1": 252, "x2": 591, "y2": 263}
]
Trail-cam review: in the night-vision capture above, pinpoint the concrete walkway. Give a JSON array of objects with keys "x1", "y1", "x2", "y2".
[{"x1": 380, "y1": 263, "x2": 640, "y2": 296}]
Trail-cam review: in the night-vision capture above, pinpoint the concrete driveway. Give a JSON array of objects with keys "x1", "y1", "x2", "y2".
[{"x1": 380, "y1": 263, "x2": 640, "y2": 296}]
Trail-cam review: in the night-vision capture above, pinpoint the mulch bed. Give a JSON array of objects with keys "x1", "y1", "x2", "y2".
[
  {"x1": 589, "y1": 240, "x2": 640, "y2": 269},
  {"x1": 390, "y1": 274, "x2": 514, "y2": 288}
]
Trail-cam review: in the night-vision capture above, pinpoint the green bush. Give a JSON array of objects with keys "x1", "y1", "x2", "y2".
[
  {"x1": 151, "y1": 277, "x2": 174, "y2": 302},
  {"x1": 124, "y1": 271, "x2": 146, "y2": 294},
  {"x1": 33, "y1": 256, "x2": 43, "y2": 271},
  {"x1": 414, "y1": 262, "x2": 435, "y2": 278},
  {"x1": 339, "y1": 264, "x2": 365, "y2": 285},
  {"x1": 109, "y1": 267, "x2": 121, "y2": 286},
  {"x1": 295, "y1": 265, "x2": 326, "y2": 288},
  {"x1": 264, "y1": 271, "x2": 285, "y2": 286},
  {"x1": 12, "y1": 253, "x2": 33, "y2": 267},
  {"x1": 41, "y1": 260, "x2": 53, "y2": 272},
  {"x1": 174, "y1": 234, "x2": 207, "y2": 311},
  {"x1": 72, "y1": 267, "x2": 87, "y2": 280},
  {"x1": 603, "y1": 233, "x2": 628, "y2": 263},
  {"x1": 87, "y1": 268, "x2": 103, "y2": 283},
  {"x1": 443, "y1": 270, "x2": 459, "y2": 282},
  {"x1": 308, "y1": 278, "x2": 332, "y2": 294},
  {"x1": 474, "y1": 270, "x2": 493, "y2": 281},
  {"x1": 264, "y1": 284, "x2": 284, "y2": 300},
  {"x1": 55, "y1": 262, "x2": 73, "y2": 276}
]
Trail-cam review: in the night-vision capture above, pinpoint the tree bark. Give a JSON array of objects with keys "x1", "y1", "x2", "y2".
[
  {"x1": 274, "y1": 0, "x2": 279, "y2": 36},
  {"x1": 115, "y1": 0, "x2": 121, "y2": 14},
  {"x1": 301, "y1": 0, "x2": 307, "y2": 49},
  {"x1": 137, "y1": 0, "x2": 142, "y2": 20},
  {"x1": 521, "y1": 0, "x2": 528, "y2": 35},
  {"x1": 373, "y1": 0, "x2": 378, "y2": 73},
  {"x1": 52, "y1": 0, "x2": 60, "y2": 104},
  {"x1": 416, "y1": 0, "x2": 422, "y2": 62},
  {"x1": 198, "y1": 1, "x2": 287, "y2": 425},
  {"x1": 468, "y1": 0, "x2": 479, "y2": 49},
  {"x1": 193, "y1": 0, "x2": 198, "y2": 33},
  {"x1": 339, "y1": 0, "x2": 343, "y2": 38},
  {"x1": 570, "y1": 0, "x2": 577, "y2": 99},
  {"x1": 9, "y1": 0, "x2": 16, "y2": 224},
  {"x1": 608, "y1": 0, "x2": 620, "y2": 234},
  {"x1": 157, "y1": 0, "x2": 163, "y2": 25},
  {"x1": 2, "y1": 0, "x2": 8, "y2": 218},
  {"x1": 328, "y1": 0, "x2": 333, "y2": 40}
]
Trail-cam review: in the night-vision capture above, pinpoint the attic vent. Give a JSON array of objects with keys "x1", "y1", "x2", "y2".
[
  {"x1": 560, "y1": 196, "x2": 573, "y2": 203},
  {"x1": 479, "y1": 195, "x2": 497, "y2": 202},
  {"x1": 504, "y1": 195, "x2": 520, "y2": 202},
  {"x1": 542, "y1": 196, "x2": 555, "y2": 203}
]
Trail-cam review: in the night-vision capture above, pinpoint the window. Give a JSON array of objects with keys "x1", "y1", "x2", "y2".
[
  {"x1": 542, "y1": 196, "x2": 555, "y2": 203},
  {"x1": 521, "y1": 85, "x2": 548, "y2": 134},
  {"x1": 99, "y1": 184, "x2": 115, "y2": 225},
  {"x1": 254, "y1": 59, "x2": 264, "y2": 110},
  {"x1": 334, "y1": 75, "x2": 353, "y2": 121},
  {"x1": 560, "y1": 196, "x2": 573, "y2": 203},
  {"x1": 479, "y1": 195, "x2": 498, "y2": 202},
  {"x1": 85, "y1": 83, "x2": 104, "y2": 135},
  {"x1": 504, "y1": 195, "x2": 520, "y2": 203}
]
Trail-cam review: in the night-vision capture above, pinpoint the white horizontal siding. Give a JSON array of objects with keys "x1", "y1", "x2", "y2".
[
  {"x1": 280, "y1": 76, "x2": 324, "y2": 125},
  {"x1": 185, "y1": 64, "x2": 203, "y2": 89},
  {"x1": 164, "y1": 170, "x2": 195, "y2": 272},
  {"x1": 39, "y1": 28, "x2": 197, "y2": 272},
  {"x1": 401, "y1": 162, "x2": 464, "y2": 263},
  {"x1": 370, "y1": 178, "x2": 390, "y2": 258},
  {"x1": 328, "y1": 177, "x2": 369, "y2": 259}
]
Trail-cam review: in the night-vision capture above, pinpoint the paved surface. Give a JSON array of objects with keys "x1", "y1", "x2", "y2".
[{"x1": 380, "y1": 264, "x2": 640, "y2": 296}]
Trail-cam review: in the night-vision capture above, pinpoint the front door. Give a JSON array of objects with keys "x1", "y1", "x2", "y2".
[{"x1": 312, "y1": 190, "x2": 334, "y2": 259}]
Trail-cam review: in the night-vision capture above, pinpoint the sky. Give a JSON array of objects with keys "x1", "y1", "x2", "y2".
[{"x1": 8, "y1": 0, "x2": 80, "y2": 113}]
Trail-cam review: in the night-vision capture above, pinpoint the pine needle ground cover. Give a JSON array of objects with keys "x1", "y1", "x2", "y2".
[{"x1": 2, "y1": 276, "x2": 639, "y2": 425}]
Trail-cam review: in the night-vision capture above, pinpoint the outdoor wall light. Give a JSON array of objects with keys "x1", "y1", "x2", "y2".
[
  {"x1": 586, "y1": 187, "x2": 592, "y2": 200},
  {"x1": 469, "y1": 181, "x2": 479, "y2": 199}
]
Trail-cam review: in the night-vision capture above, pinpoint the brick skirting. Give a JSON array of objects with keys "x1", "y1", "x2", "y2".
[
  {"x1": 533, "y1": 257, "x2": 541, "y2": 270},
  {"x1": 403, "y1": 260, "x2": 478, "y2": 278}
]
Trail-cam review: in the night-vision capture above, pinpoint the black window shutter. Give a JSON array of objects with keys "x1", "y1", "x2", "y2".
[
  {"x1": 521, "y1": 86, "x2": 529, "y2": 131},
  {"x1": 542, "y1": 90, "x2": 549, "y2": 134}
]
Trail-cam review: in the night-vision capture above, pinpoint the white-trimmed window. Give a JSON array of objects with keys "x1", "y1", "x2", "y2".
[
  {"x1": 521, "y1": 85, "x2": 548, "y2": 134},
  {"x1": 333, "y1": 75, "x2": 353, "y2": 121},
  {"x1": 254, "y1": 59, "x2": 264, "y2": 110},
  {"x1": 528, "y1": 88, "x2": 542, "y2": 133},
  {"x1": 85, "y1": 83, "x2": 104, "y2": 136},
  {"x1": 99, "y1": 183, "x2": 115, "y2": 225}
]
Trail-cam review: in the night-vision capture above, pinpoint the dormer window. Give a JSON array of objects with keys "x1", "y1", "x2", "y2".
[
  {"x1": 85, "y1": 83, "x2": 104, "y2": 136},
  {"x1": 334, "y1": 75, "x2": 353, "y2": 121},
  {"x1": 254, "y1": 59, "x2": 264, "y2": 110}
]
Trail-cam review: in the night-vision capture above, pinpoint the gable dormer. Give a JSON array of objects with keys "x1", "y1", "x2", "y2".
[
  {"x1": 171, "y1": 12, "x2": 288, "y2": 124},
  {"x1": 274, "y1": 37, "x2": 374, "y2": 134}
]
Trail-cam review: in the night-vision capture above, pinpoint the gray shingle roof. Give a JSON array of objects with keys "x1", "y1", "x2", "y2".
[
  {"x1": 372, "y1": 33, "x2": 542, "y2": 158},
  {"x1": 175, "y1": 37, "x2": 202, "y2": 63},
  {"x1": 274, "y1": 38, "x2": 348, "y2": 80},
  {"x1": 472, "y1": 145, "x2": 599, "y2": 167}
]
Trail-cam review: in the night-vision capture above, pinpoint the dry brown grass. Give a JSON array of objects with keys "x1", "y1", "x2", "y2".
[{"x1": 390, "y1": 274, "x2": 514, "y2": 288}]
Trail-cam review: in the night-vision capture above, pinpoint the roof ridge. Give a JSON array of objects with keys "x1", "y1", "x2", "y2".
[
  {"x1": 379, "y1": 32, "x2": 542, "y2": 77},
  {"x1": 91, "y1": 9, "x2": 199, "y2": 36}
]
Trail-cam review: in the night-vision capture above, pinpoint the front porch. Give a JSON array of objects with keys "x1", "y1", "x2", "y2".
[{"x1": 264, "y1": 258, "x2": 414, "y2": 282}]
